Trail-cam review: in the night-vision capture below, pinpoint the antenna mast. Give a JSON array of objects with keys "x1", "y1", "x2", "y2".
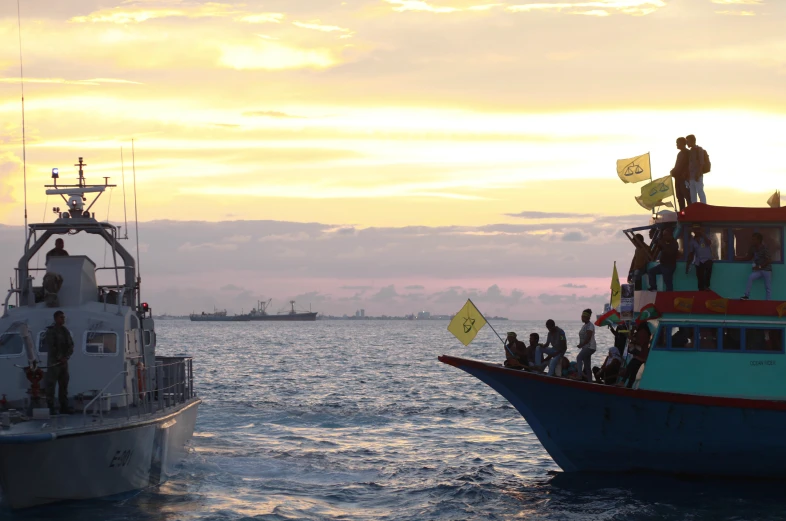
[
  {"x1": 121, "y1": 146, "x2": 129, "y2": 239},
  {"x1": 132, "y1": 140, "x2": 142, "y2": 302},
  {"x1": 16, "y1": 0, "x2": 27, "y2": 242}
]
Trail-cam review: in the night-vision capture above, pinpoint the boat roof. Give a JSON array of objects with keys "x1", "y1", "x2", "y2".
[{"x1": 679, "y1": 203, "x2": 786, "y2": 224}]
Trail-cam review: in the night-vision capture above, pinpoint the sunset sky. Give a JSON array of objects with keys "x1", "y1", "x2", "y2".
[{"x1": 1, "y1": 0, "x2": 784, "y2": 318}]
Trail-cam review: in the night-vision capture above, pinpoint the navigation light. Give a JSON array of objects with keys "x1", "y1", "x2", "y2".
[{"x1": 51, "y1": 168, "x2": 59, "y2": 179}]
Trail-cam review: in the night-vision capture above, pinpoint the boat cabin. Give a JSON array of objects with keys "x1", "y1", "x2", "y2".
[{"x1": 625, "y1": 203, "x2": 786, "y2": 400}]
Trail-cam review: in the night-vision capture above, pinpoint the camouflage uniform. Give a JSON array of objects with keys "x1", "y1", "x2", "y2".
[{"x1": 44, "y1": 325, "x2": 74, "y2": 412}]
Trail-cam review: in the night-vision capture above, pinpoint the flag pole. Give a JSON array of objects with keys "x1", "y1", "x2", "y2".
[{"x1": 469, "y1": 298, "x2": 515, "y2": 357}]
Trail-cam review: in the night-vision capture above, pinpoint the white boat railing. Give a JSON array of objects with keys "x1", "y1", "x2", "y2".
[
  {"x1": 1, "y1": 288, "x2": 20, "y2": 318},
  {"x1": 80, "y1": 356, "x2": 195, "y2": 427}
]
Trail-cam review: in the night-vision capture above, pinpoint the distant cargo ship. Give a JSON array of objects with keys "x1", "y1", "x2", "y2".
[
  {"x1": 247, "y1": 300, "x2": 317, "y2": 322},
  {"x1": 189, "y1": 309, "x2": 248, "y2": 322},
  {"x1": 189, "y1": 301, "x2": 317, "y2": 322}
]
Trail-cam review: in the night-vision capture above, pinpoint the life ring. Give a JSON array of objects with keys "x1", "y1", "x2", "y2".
[{"x1": 137, "y1": 363, "x2": 146, "y2": 400}]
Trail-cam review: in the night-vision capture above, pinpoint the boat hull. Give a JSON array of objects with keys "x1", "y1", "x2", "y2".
[
  {"x1": 0, "y1": 399, "x2": 200, "y2": 509},
  {"x1": 440, "y1": 355, "x2": 786, "y2": 478}
]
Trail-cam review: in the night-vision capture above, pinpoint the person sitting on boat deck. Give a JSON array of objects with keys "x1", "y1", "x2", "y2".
[
  {"x1": 736, "y1": 232, "x2": 772, "y2": 301},
  {"x1": 526, "y1": 333, "x2": 542, "y2": 367},
  {"x1": 561, "y1": 357, "x2": 578, "y2": 379},
  {"x1": 686, "y1": 224, "x2": 714, "y2": 291},
  {"x1": 628, "y1": 234, "x2": 652, "y2": 291},
  {"x1": 625, "y1": 324, "x2": 652, "y2": 389},
  {"x1": 536, "y1": 320, "x2": 568, "y2": 376},
  {"x1": 647, "y1": 228, "x2": 679, "y2": 291},
  {"x1": 44, "y1": 310, "x2": 75, "y2": 414},
  {"x1": 46, "y1": 238, "x2": 69, "y2": 259},
  {"x1": 670, "y1": 136, "x2": 691, "y2": 212},
  {"x1": 575, "y1": 309, "x2": 596, "y2": 382},
  {"x1": 503, "y1": 332, "x2": 529, "y2": 369},
  {"x1": 593, "y1": 346, "x2": 623, "y2": 385}
]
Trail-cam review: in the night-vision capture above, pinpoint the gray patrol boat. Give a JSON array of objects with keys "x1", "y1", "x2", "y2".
[{"x1": 0, "y1": 159, "x2": 200, "y2": 509}]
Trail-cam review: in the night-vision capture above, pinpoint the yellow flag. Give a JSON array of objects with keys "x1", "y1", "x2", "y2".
[
  {"x1": 610, "y1": 262, "x2": 621, "y2": 310},
  {"x1": 705, "y1": 298, "x2": 728, "y2": 314},
  {"x1": 637, "y1": 175, "x2": 674, "y2": 208},
  {"x1": 616, "y1": 153, "x2": 651, "y2": 184},
  {"x1": 767, "y1": 190, "x2": 780, "y2": 208},
  {"x1": 674, "y1": 297, "x2": 694, "y2": 313},
  {"x1": 447, "y1": 299, "x2": 487, "y2": 346}
]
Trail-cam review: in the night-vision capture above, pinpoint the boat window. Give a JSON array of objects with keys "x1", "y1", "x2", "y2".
[
  {"x1": 144, "y1": 330, "x2": 152, "y2": 346},
  {"x1": 37, "y1": 329, "x2": 75, "y2": 354},
  {"x1": 758, "y1": 228, "x2": 782, "y2": 263},
  {"x1": 733, "y1": 228, "x2": 754, "y2": 259},
  {"x1": 0, "y1": 333, "x2": 23, "y2": 357},
  {"x1": 671, "y1": 326, "x2": 695, "y2": 349},
  {"x1": 721, "y1": 328, "x2": 742, "y2": 351},
  {"x1": 707, "y1": 228, "x2": 729, "y2": 261},
  {"x1": 699, "y1": 328, "x2": 719, "y2": 350},
  {"x1": 84, "y1": 332, "x2": 118, "y2": 355},
  {"x1": 745, "y1": 328, "x2": 783, "y2": 352}
]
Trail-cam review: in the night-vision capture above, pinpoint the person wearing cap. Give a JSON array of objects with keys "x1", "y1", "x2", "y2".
[
  {"x1": 575, "y1": 309, "x2": 596, "y2": 382},
  {"x1": 686, "y1": 224, "x2": 714, "y2": 291},
  {"x1": 537, "y1": 320, "x2": 568, "y2": 376},
  {"x1": 503, "y1": 332, "x2": 528, "y2": 369}
]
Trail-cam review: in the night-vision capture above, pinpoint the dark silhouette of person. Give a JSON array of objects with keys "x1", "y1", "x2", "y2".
[
  {"x1": 46, "y1": 238, "x2": 69, "y2": 259},
  {"x1": 670, "y1": 137, "x2": 690, "y2": 211}
]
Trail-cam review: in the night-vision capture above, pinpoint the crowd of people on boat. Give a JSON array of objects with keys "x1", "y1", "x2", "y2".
[
  {"x1": 627, "y1": 224, "x2": 773, "y2": 299},
  {"x1": 670, "y1": 134, "x2": 710, "y2": 212},
  {"x1": 503, "y1": 311, "x2": 652, "y2": 388}
]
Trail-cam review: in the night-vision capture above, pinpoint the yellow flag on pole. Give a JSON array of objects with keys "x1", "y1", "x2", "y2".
[
  {"x1": 616, "y1": 153, "x2": 651, "y2": 184},
  {"x1": 447, "y1": 299, "x2": 488, "y2": 346},
  {"x1": 635, "y1": 175, "x2": 674, "y2": 210},
  {"x1": 610, "y1": 262, "x2": 621, "y2": 310}
]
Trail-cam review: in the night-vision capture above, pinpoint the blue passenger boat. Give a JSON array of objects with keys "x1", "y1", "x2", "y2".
[{"x1": 440, "y1": 202, "x2": 786, "y2": 477}]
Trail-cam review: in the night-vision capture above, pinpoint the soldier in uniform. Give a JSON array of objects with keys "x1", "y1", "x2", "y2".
[{"x1": 44, "y1": 310, "x2": 74, "y2": 414}]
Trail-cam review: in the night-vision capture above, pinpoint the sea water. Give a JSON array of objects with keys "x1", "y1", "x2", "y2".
[{"x1": 4, "y1": 320, "x2": 786, "y2": 521}]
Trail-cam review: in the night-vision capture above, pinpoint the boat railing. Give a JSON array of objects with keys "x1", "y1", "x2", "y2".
[
  {"x1": 81, "y1": 369, "x2": 129, "y2": 425},
  {"x1": 1, "y1": 289, "x2": 20, "y2": 318},
  {"x1": 79, "y1": 356, "x2": 195, "y2": 427}
]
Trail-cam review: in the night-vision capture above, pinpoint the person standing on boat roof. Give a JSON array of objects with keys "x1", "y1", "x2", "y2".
[
  {"x1": 537, "y1": 320, "x2": 567, "y2": 376},
  {"x1": 686, "y1": 225, "x2": 714, "y2": 291},
  {"x1": 737, "y1": 232, "x2": 772, "y2": 300},
  {"x1": 647, "y1": 228, "x2": 679, "y2": 291},
  {"x1": 628, "y1": 234, "x2": 652, "y2": 291},
  {"x1": 575, "y1": 309, "x2": 596, "y2": 382},
  {"x1": 44, "y1": 310, "x2": 74, "y2": 414},
  {"x1": 45, "y1": 238, "x2": 69, "y2": 259},
  {"x1": 686, "y1": 134, "x2": 706, "y2": 204},
  {"x1": 670, "y1": 137, "x2": 691, "y2": 212}
]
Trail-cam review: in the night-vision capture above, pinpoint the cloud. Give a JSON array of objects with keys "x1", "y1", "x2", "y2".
[
  {"x1": 219, "y1": 40, "x2": 338, "y2": 70},
  {"x1": 506, "y1": 0, "x2": 665, "y2": 16},
  {"x1": 70, "y1": 2, "x2": 250, "y2": 24},
  {"x1": 0, "y1": 78, "x2": 142, "y2": 86},
  {"x1": 715, "y1": 10, "x2": 755, "y2": 16},
  {"x1": 506, "y1": 211, "x2": 594, "y2": 219},
  {"x1": 243, "y1": 110, "x2": 304, "y2": 119},
  {"x1": 220, "y1": 284, "x2": 244, "y2": 291},
  {"x1": 293, "y1": 21, "x2": 354, "y2": 36},
  {"x1": 561, "y1": 283, "x2": 587, "y2": 288},
  {"x1": 371, "y1": 285, "x2": 400, "y2": 302},
  {"x1": 384, "y1": 0, "x2": 502, "y2": 13},
  {"x1": 405, "y1": 284, "x2": 425, "y2": 290},
  {"x1": 341, "y1": 285, "x2": 374, "y2": 291},
  {"x1": 537, "y1": 293, "x2": 606, "y2": 306},
  {"x1": 561, "y1": 230, "x2": 588, "y2": 241},
  {"x1": 711, "y1": 0, "x2": 762, "y2": 4}
]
